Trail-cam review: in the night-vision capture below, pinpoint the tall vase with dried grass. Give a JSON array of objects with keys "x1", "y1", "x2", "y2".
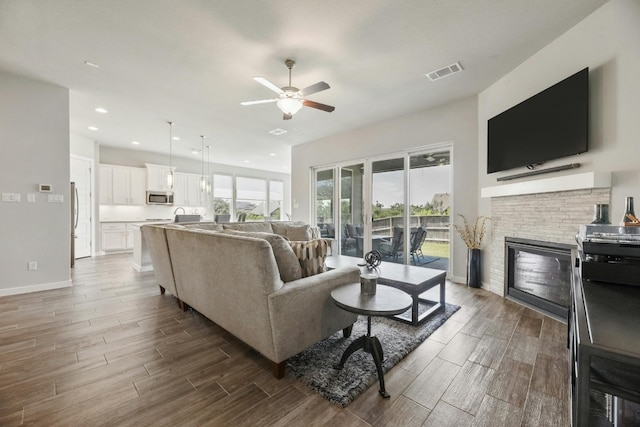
[{"x1": 454, "y1": 215, "x2": 490, "y2": 288}]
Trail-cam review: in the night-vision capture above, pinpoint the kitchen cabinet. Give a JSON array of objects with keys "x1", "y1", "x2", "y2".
[
  {"x1": 100, "y1": 223, "x2": 127, "y2": 252},
  {"x1": 174, "y1": 172, "x2": 207, "y2": 207},
  {"x1": 99, "y1": 164, "x2": 146, "y2": 205},
  {"x1": 145, "y1": 163, "x2": 175, "y2": 191},
  {"x1": 100, "y1": 222, "x2": 137, "y2": 252}
]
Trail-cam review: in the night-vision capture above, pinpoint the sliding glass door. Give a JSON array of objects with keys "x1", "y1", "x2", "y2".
[
  {"x1": 371, "y1": 157, "x2": 406, "y2": 263},
  {"x1": 408, "y1": 150, "x2": 451, "y2": 269},
  {"x1": 339, "y1": 163, "x2": 364, "y2": 256}
]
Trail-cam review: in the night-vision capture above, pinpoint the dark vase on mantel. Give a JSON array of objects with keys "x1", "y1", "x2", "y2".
[{"x1": 467, "y1": 248, "x2": 481, "y2": 288}]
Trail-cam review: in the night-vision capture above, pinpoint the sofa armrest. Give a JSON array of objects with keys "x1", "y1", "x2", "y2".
[{"x1": 267, "y1": 266, "x2": 361, "y2": 362}]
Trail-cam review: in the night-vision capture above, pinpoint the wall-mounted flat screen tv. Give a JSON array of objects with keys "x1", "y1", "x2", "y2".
[{"x1": 487, "y1": 67, "x2": 589, "y2": 174}]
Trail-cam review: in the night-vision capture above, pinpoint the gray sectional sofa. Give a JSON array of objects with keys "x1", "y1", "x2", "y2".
[{"x1": 142, "y1": 221, "x2": 360, "y2": 378}]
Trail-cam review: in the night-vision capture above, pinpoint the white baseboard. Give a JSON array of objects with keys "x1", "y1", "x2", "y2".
[
  {"x1": 132, "y1": 262, "x2": 154, "y2": 272},
  {"x1": 0, "y1": 280, "x2": 72, "y2": 297},
  {"x1": 448, "y1": 274, "x2": 466, "y2": 285}
]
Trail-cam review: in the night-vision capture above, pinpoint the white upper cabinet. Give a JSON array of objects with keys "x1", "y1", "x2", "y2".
[
  {"x1": 174, "y1": 172, "x2": 207, "y2": 207},
  {"x1": 145, "y1": 163, "x2": 175, "y2": 191},
  {"x1": 99, "y1": 164, "x2": 146, "y2": 205}
]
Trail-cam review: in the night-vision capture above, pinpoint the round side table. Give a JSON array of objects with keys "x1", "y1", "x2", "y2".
[{"x1": 330, "y1": 283, "x2": 412, "y2": 398}]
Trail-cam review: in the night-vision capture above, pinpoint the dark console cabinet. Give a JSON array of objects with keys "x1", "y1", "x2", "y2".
[{"x1": 570, "y1": 255, "x2": 640, "y2": 425}]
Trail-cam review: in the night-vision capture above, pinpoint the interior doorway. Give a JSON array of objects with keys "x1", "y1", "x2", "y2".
[{"x1": 71, "y1": 156, "x2": 93, "y2": 259}]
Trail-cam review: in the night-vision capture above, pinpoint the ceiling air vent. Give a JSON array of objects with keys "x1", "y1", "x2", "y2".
[{"x1": 426, "y1": 62, "x2": 463, "y2": 82}]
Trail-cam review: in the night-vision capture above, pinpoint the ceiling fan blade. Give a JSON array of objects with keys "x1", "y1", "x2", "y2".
[
  {"x1": 253, "y1": 77, "x2": 284, "y2": 94},
  {"x1": 283, "y1": 113, "x2": 293, "y2": 120},
  {"x1": 299, "y1": 81, "x2": 330, "y2": 97},
  {"x1": 240, "y1": 98, "x2": 278, "y2": 106},
  {"x1": 303, "y1": 100, "x2": 335, "y2": 113}
]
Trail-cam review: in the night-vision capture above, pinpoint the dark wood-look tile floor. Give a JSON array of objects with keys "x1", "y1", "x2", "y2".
[{"x1": 0, "y1": 254, "x2": 570, "y2": 426}]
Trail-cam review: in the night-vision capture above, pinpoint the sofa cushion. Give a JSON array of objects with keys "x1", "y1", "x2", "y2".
[
  {"x1": 221, "y1": 230, "x2": 302, "y2": 282},
  {"x1": 182, "y1": 223, "x2": 224, "y2": 231},
  {"x1": 289, "y1": 239, "x2": 330, "y2": 277},
  {"x1": 223, "y1": 222, "x2": 274, "y2": 233},
  {"x1": 271, "y1": 223, "x2": 313, "y2": 241}
]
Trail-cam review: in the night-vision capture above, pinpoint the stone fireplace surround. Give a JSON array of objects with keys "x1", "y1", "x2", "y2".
[{"x1": 483, "y1": 174, "x2": 611, "y2": 297}]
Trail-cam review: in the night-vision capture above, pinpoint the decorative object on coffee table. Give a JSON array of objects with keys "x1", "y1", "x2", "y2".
[
  {"x1": 359, "y1": 250, "x2": 382, "y2": 295},
  {"x1": 454, "y1": 214, "x2": 490, "y2": 288}
]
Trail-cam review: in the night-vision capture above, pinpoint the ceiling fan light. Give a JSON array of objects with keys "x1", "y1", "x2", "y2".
[{"x1": 277, "y1": 97, "x2": 303, "y2": 115}]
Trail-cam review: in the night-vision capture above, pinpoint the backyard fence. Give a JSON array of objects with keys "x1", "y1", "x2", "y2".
[{"x1": 372, "y1": 215, "x2": 450, "y2": 242}]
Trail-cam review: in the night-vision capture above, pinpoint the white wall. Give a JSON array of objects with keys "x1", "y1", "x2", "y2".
[
  {"x1": 291, "y1": 96, "x2": 478, "y2": 282},
  {"x1": 0, "y1": 70, "x2": 71, "y2": 295},
  {"x1": 478, "y1": 0, "x2": 640, "y2": 285}
]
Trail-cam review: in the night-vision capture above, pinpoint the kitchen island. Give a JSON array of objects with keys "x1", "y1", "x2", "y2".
[{"x1": 129, "y1": 221, "x2": 171, "y2": 272}]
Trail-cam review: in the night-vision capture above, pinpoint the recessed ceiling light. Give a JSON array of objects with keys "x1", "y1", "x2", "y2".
[
  {"x1": 84, "y1": 60, "x2": 99, "y2": 68},
  {"x1": 244, "y1": 160, "x2": 250, "y2": 163},
  {"x1": 131, "y1": 141, "x2": 140, "y2": 145},
  {"x1": 172, "y1": 136, "x2": 180, "y2": 141},
  {"x1": 88, "y1": 126, "x2": 99, "y2": 131},
  {"x1": 269, "y1": 153, "x2": 276, "y2": 156},
  {"x1": 269, "y1": 128, "x2": 287, "y2": 136},
  {"x1": 191, "y1": 149, "x2": 200, "y2": 155},
  {"x1": 95, "y1": 107, "x2": 108, "y2": 114}
]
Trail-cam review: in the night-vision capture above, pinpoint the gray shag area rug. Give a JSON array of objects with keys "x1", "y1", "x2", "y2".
[{"x1": 287, "y1": 302, "x2": 460, "y2": 407}]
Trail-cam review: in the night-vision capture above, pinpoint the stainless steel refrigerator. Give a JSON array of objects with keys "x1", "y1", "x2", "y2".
[{"x1": 71, "y1": 182, "x2": 78, "y2": 268}]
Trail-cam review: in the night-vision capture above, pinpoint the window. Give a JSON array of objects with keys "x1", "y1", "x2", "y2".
[
  {"x1": 236, "y1": 177, "x2": 266, "y2": 221},
  {"x1": 315, "y1": 169, "x2": 334, "y2": 235},
  {"x1": 212, "y1": 174, "x2": 232, "y2": 215},
  {"x1": 269, "y1": 180, "x2": 284, "y2": 220}
]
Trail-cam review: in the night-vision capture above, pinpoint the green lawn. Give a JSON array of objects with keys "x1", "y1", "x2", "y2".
[{"x1": 421, "y1": 241, "x2": 450, "y2": 258}]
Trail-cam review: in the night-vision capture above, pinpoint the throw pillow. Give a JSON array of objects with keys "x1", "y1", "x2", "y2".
[
  {"x1": 221, "y1": 230, "x2": 302, "y2": 282},
  {"x1": 289, "y1": 239, "x2": 330, "y2": 277},
  {"x1": 286, "y1": 224, "x2": 313, "y2": 241},
  {"x1": 271, "y1": 223, "x2": 313, "y2": 241}
]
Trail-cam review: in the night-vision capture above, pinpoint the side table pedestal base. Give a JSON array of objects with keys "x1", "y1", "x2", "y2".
[{"x1": 333, "y1": 316, "x2": 389, "y2": 398}]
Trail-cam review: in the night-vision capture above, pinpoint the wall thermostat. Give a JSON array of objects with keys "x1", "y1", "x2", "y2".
[{"x1": 39, "y1": 184, "x2": 52, "y2": 192}]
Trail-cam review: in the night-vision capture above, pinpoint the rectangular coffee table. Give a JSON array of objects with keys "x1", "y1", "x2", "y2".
[{"x1": 325, "y1": 255, "x2": 446, "y2": 326}]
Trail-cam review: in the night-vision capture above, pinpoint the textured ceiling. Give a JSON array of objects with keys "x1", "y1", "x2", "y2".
[{"x1": 0, "y1": 0, "x2": 608, "y2": 172}]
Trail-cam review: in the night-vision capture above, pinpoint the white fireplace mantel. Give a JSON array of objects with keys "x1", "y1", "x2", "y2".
[{"x1": 481, "y1": 171, "x2": 611, "y2": 198}]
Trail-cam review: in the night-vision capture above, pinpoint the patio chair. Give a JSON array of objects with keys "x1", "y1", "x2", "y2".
[
  {"x1": 342, "y1": 224, "x2": 358, "y2": 253},
  {"x1": 214, "y1": 214, "x2": 231, "y2": 223},
  {"x1": 410, "y1": 227, "x2": 427, "y2": 264},
  {"x1": 378, "y1": 226, "x2": 404, "y2": 262}
]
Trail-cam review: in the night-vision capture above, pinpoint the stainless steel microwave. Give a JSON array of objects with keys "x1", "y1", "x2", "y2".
[{"x1": 146, "y1": 191, "x2": 174, "y2": 205}]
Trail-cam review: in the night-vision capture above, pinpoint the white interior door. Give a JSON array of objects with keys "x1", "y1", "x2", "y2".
[{"x1": 71, "y1": 156, "x2": 92, "y2": 259}]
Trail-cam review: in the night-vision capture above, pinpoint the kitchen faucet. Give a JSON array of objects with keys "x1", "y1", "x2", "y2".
[{"x1": 173, "y1": 207, "x2": 185, "y2": 215}]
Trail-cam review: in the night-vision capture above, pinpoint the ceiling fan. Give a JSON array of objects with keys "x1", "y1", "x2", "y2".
[{"x1": 241, "y1": 59, "x2": 335, "y2": 120}]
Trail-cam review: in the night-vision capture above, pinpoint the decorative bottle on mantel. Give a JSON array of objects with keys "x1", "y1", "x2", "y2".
[{"x1": 622, "y1": 197, "x2": 637, "y2": 225}]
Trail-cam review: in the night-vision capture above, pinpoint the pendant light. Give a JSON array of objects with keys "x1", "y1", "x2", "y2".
[
  {"x1": 206, "y1": 145, "x2": 212, "y2": 196},
  {"x1": 166, "y1": 121, "x2": 174, "y2": 189},
  {"x1": 200, "y1": 135, "x2": 206, "y2": 192}
]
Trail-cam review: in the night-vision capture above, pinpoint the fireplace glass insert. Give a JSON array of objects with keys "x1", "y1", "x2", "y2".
[{"x1": 505, "y1": 237, "x2": 574, "y2": 320}]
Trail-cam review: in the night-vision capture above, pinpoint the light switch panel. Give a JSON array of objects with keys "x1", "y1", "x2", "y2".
[{"x1": 2, "y1": 193, "x2": 21, "y2": 202}]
